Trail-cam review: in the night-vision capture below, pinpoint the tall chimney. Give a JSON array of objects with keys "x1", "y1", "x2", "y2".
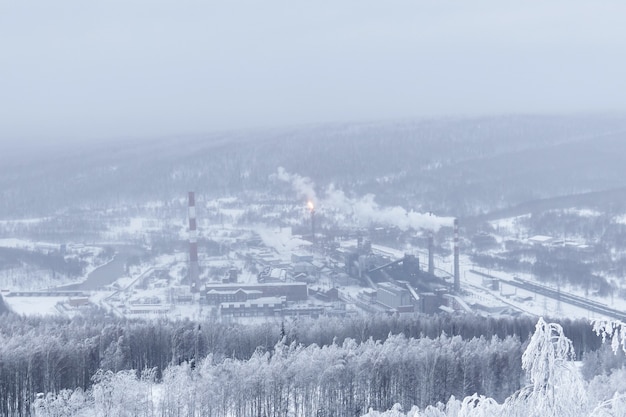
[
  {"x1": 453, "y1": 218, "x2": 460, "y2": 293},
  {"x1": 188, "y1": 191, "x2": 199, "y2": 291},
  {"x1": 428, "y1": 232, "x2": 435, "y2": 275},
  {"x1": 307, "y1": 201, "x2": 316, "y2": 243},
  {"x1": 311, "y1": 207, "x2": 316, "y2": 242}
]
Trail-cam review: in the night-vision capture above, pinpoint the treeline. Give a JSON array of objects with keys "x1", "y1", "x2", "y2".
[
  {"x1": 37, "y1": 333, "x2": 524, "y2": 417},
  {"x1": 0, "y1": 311, "x2": 603, "y2": 416},
  {"x1": 30, "y1": 319, "x2": 626, "y2": 417},
  {"x1": 162, "y1": 333, "x2": 523, "y2": 416},
  {"x1": 0, "y1": 247, "x2": 85, "y2": 278}
]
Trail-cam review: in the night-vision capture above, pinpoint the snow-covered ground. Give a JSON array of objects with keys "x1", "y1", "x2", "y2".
[
  {"x1": 458, "y1": 257, "x2": 623, "y2": 321},
  {"x1": 489, "y1": 214, "x2": 531, "y2": 234},
  {"x1": 3, "y1": 198, "x2": 626, "y2": 324},
  {"x1": 3, "y1": 296, "x2": 68, "y2": 316},
  {"x1": 0, "y1": 238, "x2": 38, "y2": 250},
  {"x1": 0, "y1": 217, "x2": 50, "y2": 226},
  {"x1": 614, "y1": 214, "x2": 626, "y2": 225}
]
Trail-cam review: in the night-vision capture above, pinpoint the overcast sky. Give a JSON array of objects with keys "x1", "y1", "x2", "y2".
[{"x1": 1, "y1": 1, "x2": 626, "y2": 144}]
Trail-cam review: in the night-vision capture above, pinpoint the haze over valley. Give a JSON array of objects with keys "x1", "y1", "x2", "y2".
[{"x1": 3, "y1": 1, "x2": 626, "y2": 416}]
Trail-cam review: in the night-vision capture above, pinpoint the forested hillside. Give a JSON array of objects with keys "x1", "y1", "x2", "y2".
[{"x1": 3, "y1": 115, "x2": 626, "y2": 217}]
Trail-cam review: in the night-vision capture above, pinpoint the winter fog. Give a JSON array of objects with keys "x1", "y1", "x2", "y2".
[
  {"x1": 2, "y1": 1, "x2": 626, "y2": 144},
  {"x1": 3, "y1": 1, "x2": 626, "y2": 417}
]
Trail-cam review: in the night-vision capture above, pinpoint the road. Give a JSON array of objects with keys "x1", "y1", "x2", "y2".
[{"x1": 470, "y1": 270, "x2": 626, "y2": 322}]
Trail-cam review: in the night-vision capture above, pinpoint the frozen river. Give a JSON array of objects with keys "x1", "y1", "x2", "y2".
[{"x1": 61, "y1": 245, "x2": 145, "y2": 290}]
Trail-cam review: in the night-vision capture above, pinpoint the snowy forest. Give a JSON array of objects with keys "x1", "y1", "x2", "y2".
[{"x1": 1, "y1": 309, "x2": 625, "y2": 417}]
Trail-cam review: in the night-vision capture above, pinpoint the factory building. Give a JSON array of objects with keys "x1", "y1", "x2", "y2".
[
  {"x1": 205, "y1": 288, "x2": 262, "y2": 305},
  {"x1": 220, "y1": 296, "x2": 286, "y2": 317},
  {"x1": 203, "y1": 282, "x2": 308, "y2": 302},
  {"x1": 219, "y1": 296, "x2": 326, "y2": 318},
  {"x1": 376, "y1": 282, "x2": 416, "y2": 309},
  {"x1": 126, "y1": 305, "x2": 171, "y2": 315}
]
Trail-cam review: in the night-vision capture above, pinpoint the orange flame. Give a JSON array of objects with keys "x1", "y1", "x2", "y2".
[{"x1": 307, "y1": 201, "x2": 315, "y2": 211}]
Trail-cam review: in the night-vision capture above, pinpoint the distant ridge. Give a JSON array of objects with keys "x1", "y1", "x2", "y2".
[
  {"x1": 2, "y1": 114, "x2": 626, "y2": 217},
  {"x1": 466, "y1": 186, "x2": 626, "y2": 225}
]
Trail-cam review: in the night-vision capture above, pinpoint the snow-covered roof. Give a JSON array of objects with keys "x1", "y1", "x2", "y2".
[{"x1": 527, "y1": 235, "x2": 554, "y2": 243}]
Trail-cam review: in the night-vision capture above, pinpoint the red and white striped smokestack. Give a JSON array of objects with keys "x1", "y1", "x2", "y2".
[
  {"x1": 188, "y1": 191, "x2": 199, "y2": 291},
  {"x1": 453, "y1": 218, "x2": 460, "y2": 293}
]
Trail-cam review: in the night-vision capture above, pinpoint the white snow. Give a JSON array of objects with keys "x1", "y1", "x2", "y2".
[
  {"x1": 371, "y1": 244, "x2": 407, "y2": 260},
  {"x1": 0, "y1": 217, "x2": 49, "y2": 225},
  {"x1": 462, "y1": 265, "x2": 618, "y2": 321},
  {"x1": 527, "y1": 235, "x2": 554, "y2": 244},
  {"x1": 489, "y1": 214, "x2": 530, "y2": 233},
  {"x1": 0, "y1": 238, "x2": 35, "y2": 250},
  {"x1": 105, "y1": 217, "x2": 165, "y2": 239},
  {"x1": 4, "y1": 296, "x2": 67, "y2": 316},
  {"x1": 564, "y1": 208, "x2": 602, "y2": 217}
]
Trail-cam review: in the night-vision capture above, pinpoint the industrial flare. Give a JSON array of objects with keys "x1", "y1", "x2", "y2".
[{"x1": 307, "y1": 200, "x2": 315, "y2": 212}]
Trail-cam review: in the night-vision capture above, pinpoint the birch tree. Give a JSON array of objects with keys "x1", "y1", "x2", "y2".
[{"x1": 504, "y1": 317, "x2": 586, "y2": 417}]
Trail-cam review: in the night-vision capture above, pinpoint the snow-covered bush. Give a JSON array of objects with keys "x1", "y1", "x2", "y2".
[{"x1": 32, "y1": 389, "x2": 88, "y2": 417}]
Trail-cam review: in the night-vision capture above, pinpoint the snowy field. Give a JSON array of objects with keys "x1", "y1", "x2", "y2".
[{"x1": 3, "y1": 296, "x2": 67, "y2": 316}]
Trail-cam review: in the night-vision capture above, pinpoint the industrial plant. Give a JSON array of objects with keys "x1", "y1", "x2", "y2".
[
  {"x1": 3, "y1": 182, "x2": 622, "y2": 324},
  {"x1": 151, "y1": 190, "x2": 473, "y2": 321},
  {"x1": 0, "y1": 186, "x2": 475, "y2": 321}
]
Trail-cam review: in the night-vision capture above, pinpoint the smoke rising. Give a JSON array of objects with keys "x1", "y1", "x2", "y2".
[
  {"x1": 274, "y1": 167, "x2": 454, "y2": 231},
  {"x1": 274, "y1": 167, "x2": 318, "y2": 203}
]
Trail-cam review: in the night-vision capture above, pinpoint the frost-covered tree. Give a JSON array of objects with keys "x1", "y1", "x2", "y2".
[
  {"x1": 32, "y1": 388, "x2": 88, "y2": 417},
  {"x1": 91, "y1": 368, "x2": 156, "y2": 417},
  {"x1": 361, "y1": 403, "x2": 409, "y2": 417},
  {"x1": 593, "y1": 319, "x2": 626, "y2": 355},
  {"x1": 588, "y1": 391, "x2": 626, "y2": 417},
  {"x1": 588, "y1": 319, "x2": 626, "y2": 417},
  {"x1": 456, "y1": 394, "x2": 500, "y2": 417},
  {"x1": 364, "y1": 317, "x2": 591, "y2": 417},
  {"x1": 502, "y1": 318, "x2": 586, "y2": 417},
  {"x1": 587, "y1": 368, "x2": 626, "y2": 407}
]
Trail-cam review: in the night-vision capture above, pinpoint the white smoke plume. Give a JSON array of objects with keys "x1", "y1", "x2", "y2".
[
  {"x1": 273, "y1": 167, "x2": 454, "y2": 231},
  {"x1": 274, "y1": 166, "x2": 318, "y2": 203}
]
